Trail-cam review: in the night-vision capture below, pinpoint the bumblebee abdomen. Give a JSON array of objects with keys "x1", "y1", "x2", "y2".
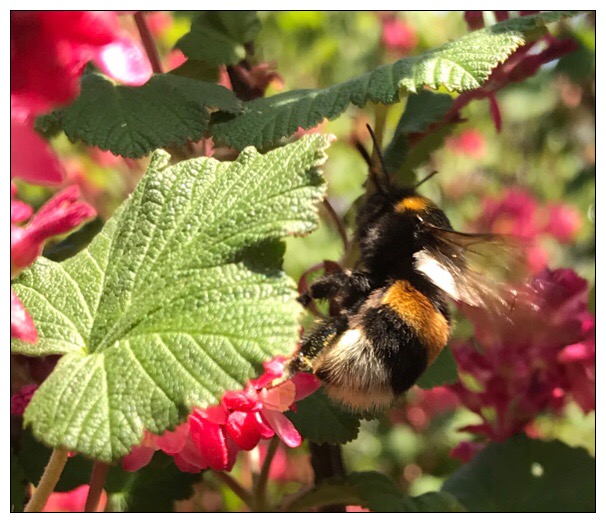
[{"x1": 381, "y1": 280, "x2": 450, "y2": 366}]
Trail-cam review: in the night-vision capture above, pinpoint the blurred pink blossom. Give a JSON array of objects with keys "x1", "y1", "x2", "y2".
[
  {"x1": 11, "y1": 183, "x2": 33, "y2": 224},
  {"x1": 10, "y1": 383, "x2": 38, "y2": 415},
  {"x1": 446, "y1": 129, "x2": 486, "y2": 158},
  {"x1": 122, "y1": 357, "x2": 321, "y2": 473},
  {"x1": 474, "y1": 188, "x2": 583, "y2": 273},
  {"x1": 10, "y1": 291, "x2": 38, "y2": 344},
  {"x1": 544, "y1": 203, "x2": 583, "y2": 243},
  {"x1": 10, "y1": 114, "x2": 64, "y2": 185},
  {"x1": 450, "y1": 441, "x2": 486, "y2": 463},
  {"x1": 380, "y1": 15, "x2": 418, "y2": 54},
  {"x1": 464, "y1": 11, "x2": 484, "y2": 30},
  {"x1": 11, "y1": 11, "x2": 152, "y2": 115},
  {"x1": 43, "y1": 485, "x2": 107, "y2": 512},
  {"x1": 390, "y1": 386, "x2": 459, "y2": 431},
  {"x1": 452, "y1": 268, "x2": 595, "y2": 442}
]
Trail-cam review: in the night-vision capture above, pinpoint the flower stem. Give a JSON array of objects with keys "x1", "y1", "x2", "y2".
[
  {"x1": 133, "y1": 12, "x2": 163, "y2": 74},
  {"x1": 212, "y1": 470, "x2": 254, "y2": 509},
  {"x1": 24, "y1": 447, "x2": 69, "y2": 512},
  {"x1": 84, "y1": 461, "x2": 110, "y2": 512},
  {"x1": 323, "y1": 199, "x2": 349, "y2": 252},
  {"x1": 253, "y1": 438, "x2": 280, "y2": 511}
]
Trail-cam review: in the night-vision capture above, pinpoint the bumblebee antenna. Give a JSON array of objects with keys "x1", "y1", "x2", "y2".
[
  {"x1": 355, "y1": 140, "x2": 386, "y2": 195},
  {"x1": 414, "y1": 170, "x2": 438, "y2": 189},
  {"x1": 365, "y1": 124, "x2": 390, "y2": 181}
]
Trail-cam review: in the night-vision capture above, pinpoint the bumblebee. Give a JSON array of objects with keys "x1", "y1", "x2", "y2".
[{"x1": 287, "y1": 125, "x2": 518, "y2": 411}]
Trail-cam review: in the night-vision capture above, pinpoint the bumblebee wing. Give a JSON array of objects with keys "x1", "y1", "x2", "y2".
[{"x1": 414, "y1": 226, "x2": 525, "y2": 310}]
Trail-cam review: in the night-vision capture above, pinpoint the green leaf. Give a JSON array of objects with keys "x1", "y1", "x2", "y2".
[
  {"x1": 442, "y1": 435, "x2": 596, "y2": 512},
  {"x1": 11, "y1": 134, "x2": 332, "y2": 462},
  {"x1": 383, "y1": 91, "x2": 454, "y2": 181},
  {"x1": 287, "y1": 471, "x2": 465, "y2": 512},
  {"x1": 175, "y1": 11, "x2": 261, "y2": 66},
  {"x1": 285, "y1": 387, "x2": 360, "y2": 444},
  {"x1": 105, "y1": 453, "x2": 198, "y2": 512},
  {"x1": 37, "y1": 73, "x2": 242, "y2": 158},
  {"x1": 416, "y1": 348, "x2": 459, "y2": 389},
  {"x1": 210, "y1": 11, "x2": 580, "y2": 150}
]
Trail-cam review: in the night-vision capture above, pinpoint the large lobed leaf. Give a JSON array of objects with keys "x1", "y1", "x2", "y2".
[
  {"x1": 36, "y1": 73, "x2": 242, "y2": 158},
  {"x1": 210, "y1": 11, "x2": 580, "y2": 150},
  {"x1": 442, "y1": 435, "x2": 596, "y2": 512},
  {"x1": 11, "y1": 135, "x2": 332, "y2": 462}
]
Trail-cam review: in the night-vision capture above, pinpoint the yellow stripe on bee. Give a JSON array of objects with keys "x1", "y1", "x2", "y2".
[
  {"x1": 382, "y1": 280, "x2": 450, "y2": 365},
  {"x1": 395, "y1": 196, "x2": 432, "y2": 213}
]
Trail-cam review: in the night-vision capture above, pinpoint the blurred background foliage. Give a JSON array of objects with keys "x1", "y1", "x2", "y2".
[{"x1": 15, "y1": 11, "x2": 594, "y2": 508}]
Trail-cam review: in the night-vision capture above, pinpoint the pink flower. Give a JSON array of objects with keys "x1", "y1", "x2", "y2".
[
  {"x1": 11, "y1": 384, "x2": 38, "y2": 415},
  {"x1": 43, "y1": 485, "x2": 107, "y2": 512},
  {"x1": 544, "y1": 203, "x2": 583, "y2": 243},
  {"x1": 446, "y1": 129, "x2": 486, "y2": 158},
  {"x1": 122, "y1": 357, "x2": 321, "y2": 473},
  {"x1": 380, "y1": 15, "x2": 418, "y2": 54},
  {"x1": 11, "y1": 186, "x2": 96, "y2": 277},
  {"x1": 452, "y1": 268, "x2": 595, "y2": 441},
  {"x1": 11, "y1": 290, "x2": 38, "y2": 344}
]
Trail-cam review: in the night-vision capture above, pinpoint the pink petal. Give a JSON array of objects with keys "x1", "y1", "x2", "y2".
[
  {"x1": 259, "y1": 381, "x2": 295, "y2": 412},
  {"x1": 11, "y1": 186, "x2": 96, "y2": 274},
  {"x1": 10, "y1": 289, "x2": 38, "y2": 343},
  {"x1": 225, "y1": 411, "x2": 263, "y2": 451},
  {"x1": 171, "y1": 433, "x2": 209, "y2": 471},
  {"x1": 189, "y1": 414, "x2": 230, "y2": 470},
  {"x1": 291, "y1": 372, "x2": 322, "y2": 401},
  {"x1": 255, "y1": 412, "x2": 275, "y2": 438},
  {"x1": 122, "y1": 445, "x2": 156, "y2": 472},
  {"x1": 172, "y1": 453, "x2": 203, "y2": 474},
  {"x1": 250, "y1": 356, "x2": 287, "y2": 388},
  {"x1": 155, "y1": 423, "x2": 189, "y2": 454},
  {"x1": 222, "y1": 389, "x2": 261, "y2": 412},
  {"x1": 194, "y1": 404, "x2": 228, "y2": 424},
  {"x1": 261, "y1": 409, "x2": 301, "y2": 448},
  {"x1": 10, "y1": 116, "x2": 64, "y2": 185},
  {"x1": 94, "y1": 36, "x2": 153, "y2": 86}
]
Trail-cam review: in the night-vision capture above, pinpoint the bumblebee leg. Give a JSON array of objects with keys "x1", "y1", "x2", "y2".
[
  {"x1": 288, "y1": 315, "x2": 349, "y2": 374},
  {"x1": 299, "y1": 270, "x2": 374, "y2": 307}
]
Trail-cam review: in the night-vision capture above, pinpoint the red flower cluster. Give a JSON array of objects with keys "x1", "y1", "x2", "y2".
[
  {"x1": 474, "y1": 188, "x2": 583, "y2": 273},
  {"x1": 123, "y1": 357, "x2": 320, "y2": 473},
  {"x1": 451, "y1": 268, "x2": 595, "y2": 444}
]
